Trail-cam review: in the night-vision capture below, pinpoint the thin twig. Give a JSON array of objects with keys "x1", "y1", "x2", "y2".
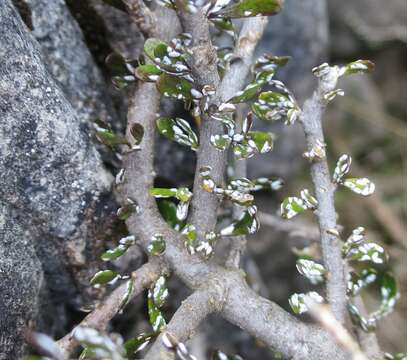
[
  {"x1": 57, "y1": 261, "x2": 162, "y2": 356},
  {"x1": 305, "y1": 299, "x2": 368, "y2": 360},
  {"x1": 299, "y1": 70, "x2": 348, "y2": 324},
  {"x1": 144, "y1": 284, "x2": 225, "y2": 360}
]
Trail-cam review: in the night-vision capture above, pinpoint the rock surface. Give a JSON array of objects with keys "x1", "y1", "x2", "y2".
[{"x1": 0, "y1": 1, "x2": 114, "y2": 357}]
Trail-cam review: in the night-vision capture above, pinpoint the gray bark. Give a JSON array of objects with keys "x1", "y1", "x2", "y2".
[{"x1": 0, "y1": 1, "x2": 114, "y2": 357}]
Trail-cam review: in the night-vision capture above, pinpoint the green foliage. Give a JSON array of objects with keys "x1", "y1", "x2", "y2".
[
  {"x1": 208, "y1": 0, "x2": 283, "y2": 19},
  {"x1": 101, "y1": 235, "x2": 136, "y2": 261},
  {"x1": 90, "y1": 270, "x2": 119, "y2": 286},
  {"x1": 148, "y1": 276, "x2": 168, "y2": 332}
]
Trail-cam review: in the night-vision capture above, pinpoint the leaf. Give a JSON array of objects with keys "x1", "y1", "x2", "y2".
[
  {"x1": 149, "y1": 187, "x2": 178, "y2": 198},
  {"x1": 342, "y1": 226, "x2": 365, "y2": 257},
  {"x1": 94, "y1": 119, "x2": 128, "y2": 149},
  {"x1": 124, "y1": 333, "x2": 154, "y2": 356},
  {"x1": 129, "y1": 124, "x2": 144, "y2": 146},
  {"x1": 228, "y1": 82, "x2": 262, "y2": 104},
  {"x1": 90, "y1": 270, "x2": 119, "y2": 286},
  {"x1": 156, "y1": 117, "x2": 198, "y2": 150},
  {"x1": 210, "y1": 0, "x2": 283, "y2": 19},
  {"x1": 220, "y1": 205, "x2": 259, "y2": 236},
  {"x1": 200, "y1": 166, "x2": 217, "y2": 193},
  {"x1": 157, "y1": 73, "x2": 193, "y2": 102},
  {"x1": 135, "y1": 64, "x2": 162, "y2": 82},
  {"x1": 348, "y1": 270, "x2": 399, "y2": 332},
  {"x1": 196, "y1": 231, "x2": 217, "y2": 258},
  {"x1": 147, "y1": 234, "x2": 166, "y2": 256},
  {"x1": 246, "y1": 131, "x2": 273, "y2": 153},
  {"x1": 254, "y1": 54, "x2": 290, "y2": 73},
  {"x1": 158, "y1": 200, "x2": 180, "y2": 229},
  {"x1": 176, "y1": 200, "x2": 190, "y2": 221},
  {"x1": 252, "y1": 91, "x2": 299, "y2": 124},
  {"x1": 117, "y1": 199, "x2": 140, "y2": 220},
  {"x1": 181, "y1": 224, "x2": 198, "y2": 254},
  {"x1": 101, "y1": 235, "x2": 136, "y2": 261},
  {"x1": 210, "y1": 134, "x2": 232, "y2": 151},
  {"x1": 280, "y1": 197, "x2": 307, "y2": 219},
  {"x1": 144, "y1": 38, "x2": 168, "y2": 61},
  {"x1": 323, "y1": 89, "x2": 344, "y2": 102},
  {"x1": 340, "y1": 60, "x2": 375, "y2": 76},
  {"x1": 296, "y1": 259, "x2": 325, "y2": 284},
  {"x1": 303, "y1": 140, "x2": 326, "y2": 161},
  {"x1": 289, "y1": 292, "x2": 324, "y2": 315},
  {"x1": 210, "y1": 17, "x2": 236, "y2": 37},
  {"x1": 333, "y1": 154, "x2": 352, "y2": 183},
  {"x1": 148, "y1": 276, "x2": 168, "y2": 332},
  {"x1": 111, "y1": 75, "x2": 136, "y2": 90},
  {"x1": 342, "y1": 177, "x2": 375, "y2": 196},
  {"x1": 233, "y1": 143, "x2": 256, "y2": 160},
  {"x1": 348, "y1": 243, "x2": 387, "y2": 264},
  {"x1": 223, "y1": 189, "x2": 254, "y2": 206},
  {"x1": 385, "y1": 353, "x2": 407, "y2": 360},
  {"x1": 176, "y1": 187, "x2": 193, "y2": 202},
  {"x1": 73, "y1": 327, "x2": 125, "y2": 359},
  {"x1": 119, "y1": 277, "x2": 136, "y2": 312},
  {"x1": 229, "y1": 177, "x2": 255, "y2": 192},
  {"x1": 300, "y1": 189, "x2": 318, "y2": 209}
]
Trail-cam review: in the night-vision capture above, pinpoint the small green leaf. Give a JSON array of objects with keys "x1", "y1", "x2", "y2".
[
  {"x1": 280, "y1": 197, "x2": 305, "y2": 219},
  {"x1": 158, "y1": 200, "x2": 180, "y2": 229},
  {"x1": 333, "y1": 154, "x2": 352, "y2": 183},
  {"x1": 119, "y1": 276, "x2": 136, "y2": 312},
  {"x1": 348, "y1": 243, "x2": 387, "y2": 264},
  {"x1": 229, "y1": 177, "x2": 255, "y2": 192},
  {"x1": 210, "y1": 0, "x2": 283, "y2": 18},
  {"x1": 210, "y1": 17, "x2": 236, "y2": 37},
  {"x1": 342, "y1": 177, "x2": 375, "y2": 196},
  {"x1": 156, "y1": 117, "x2": 198, "y2": 150},
  {"x1": 147, "y1": 234, "x2": 166, "y2": 256},
  {"x1": 148, "y1": 276, "x2": 168, "y2": 332},
  {"x1": 210, "y1": 134, "x2": 232, "y2": 151},
  {"x1": 254, "y1": 54, "x2": 290, "y2": 74},
  {"x1": 125, "y1": 333, "x2": 154, "y2": 356},
  {"x1": 157, "y1": 73, "x2": 193, "y2": 102},
  {"x1": 323, "y1": 89, "x2": 344, "y2": 102},
  {"x1": 340, "y1": 60, "x2": 375, "y2": 76},
  {"x1": 117, "y1": 199, "x2": 140, "y2": 220},
  {"x1": 101, "y1": 235, "x2": 136, "y2": 261},
  {"x1": 135, "y1": 64, "x2": 162, "y2": 82},
  {"x1": 223, "y1": 189, "x2": 254, "y2": 206},
  {"x1": 228, "y1": 82, "x2": 262, "y2": 104},
  {"x1": 149, "y1": 187, "x2": 178, "y2": 198},
  {"x1": 289, "y1": 292, "x2": 324, "y2": 315},
  {"x1": 385, "y1": 353, "x2": 407, "y2": 360},
  {"x1": 252, "y1": 91, "x2": 299, "y2": 124},
  {"x1": 296, "y1": 259, "x2": 325, "y2": 284},
  {"x1": 73, "y1": 327, "x2": 125, "y2": 358},
  {"x1": 90, "y1": 270, "x2": 119, "y2": 286},
  {"x1": 144, "y1": 38, "x2": 168, "y2": 61},
  {"x1": 94, "y1": 119, "x2": 128, "y2": 148},
  {"x1": 176, "y1": 187, "x2": 193, "y2": 202},
  {"x1": 342, "y1": 227, "x2": 365, "y2": 257},
  {"x1": 181, "y1": 224, "x2": 198, "y2": 254},
  {"x1": 246, "y1": 131, "x2": 274, "y2": 154},
  {"x1": 348, "y1": 270, "x2": 399, "y2": 332},
  {"x1": 220, "y1": 205, "x2": 259, "y2": 236}
]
